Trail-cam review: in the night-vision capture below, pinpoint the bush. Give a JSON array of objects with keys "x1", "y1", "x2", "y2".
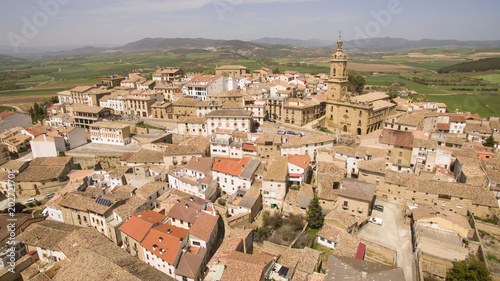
[
  {"x1": 256, "y1": 227, "x2": 271, "y2": 242},
  {"x1": 288, "y1": 214, "x2": 305, "y2": 231},
  {"x1": 217, "y1": 198, "x2": 226, "y2": 206},
  {"x1": 262, "y1": 211, "x2": 283, "y2": 229},
  {"x1": 27, "y1": 203, "x2": 33, "y2": 208},
  {"x1": 35, "y1": 201, "x2": 41, "y2": 206}
]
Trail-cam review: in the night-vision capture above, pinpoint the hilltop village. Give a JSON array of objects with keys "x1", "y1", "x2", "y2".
[{"x1": 0, "y1": 37, "x2": 499, "y2": 281}]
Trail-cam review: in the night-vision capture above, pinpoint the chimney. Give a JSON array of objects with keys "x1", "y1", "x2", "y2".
[
  {"x1": 159, "y1": 237, "x2": 163, "y2": 242},
  {"x1": 167, "y1": 229, "x2": 171, "y2": 234},
  {"x1": 185, "y1": 204, "x2": 189, "y2": 208},
  {"x1": 43, "y1": 134, "x2": 46, "y2": 142},
  {"x1": 189, "y1": 197, "x2": 194, "y2": 201}
]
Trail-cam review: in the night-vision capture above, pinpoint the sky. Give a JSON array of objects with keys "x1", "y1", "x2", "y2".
[{"x1": 1, "y1": 0, "x2": 500, "y2": 50}]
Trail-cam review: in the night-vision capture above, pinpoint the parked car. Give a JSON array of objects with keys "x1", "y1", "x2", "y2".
[
  {"x1": 373, "y1": 205, "x2": 384, "y2": 212},
  {"x1": 287, "y1": 131, "x2": 295, "y2": 135},
  {"x1": 277, "y1": 130, "x2": 286, "y2": 135},
  {"x1": 24, "y1": 198, "x2": 36, "y2": 204},
  {"x1": 298, "y1": 132, "x2": 306, "y2": 137},
  {"x1": 45, "y1": 193, "x2": 56, "y2": 199},
  {"x1": 268, "y1": 119, "x2": 276, "y2": 123},
  {"x1": 368, "y1": 217, "x2": 383, "y2": 225}
]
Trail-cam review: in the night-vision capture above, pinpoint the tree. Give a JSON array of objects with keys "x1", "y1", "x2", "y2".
[
  {"x1": 273, "y1": 67, "x2": 280, "y2": 74},
  {"x1": 483, "y1": 135, "x2": 497, "y2": 148},
  {"x1": 446, "y1": 255, "x2": 491, "y2": 281},
  {"x1": 306, "y1": 196, "x2": 325, "y2": 229},
  {"x1": 348, "y1": 71, "x2": 365, "y2": 94}
]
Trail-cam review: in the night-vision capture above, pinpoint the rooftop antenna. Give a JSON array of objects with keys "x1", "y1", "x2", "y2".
[{"x1": 339, "y1": 30, "x2": 342, "y2": 39}]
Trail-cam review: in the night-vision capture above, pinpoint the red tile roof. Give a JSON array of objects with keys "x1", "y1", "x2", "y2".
[
  {"x1": 288, "y1": 154, "x2": 311, "y2": 170},
  {"x1": 212, "y1": 157, "x2": 251, "y2": 176},
  {"x1": 437, "y1": 123, "x2": 450, "y2": 131},
  {"x1": 185, "y1": 74, "x2": 221, "y2": 87},
  {"x1": 185, "y1": 157, "x2": 212, "y2": 173},
  {"x1": 167, "y1": 197, "x2": 204, "y2": 223},
  {"x1": 24, "y1": 128, "x2": 43, "y2": 136},
  {"x1": 0, "y1": 111, "x2": 14, "y2": 118},
  {"x1": 119, "y1": 210, "x2": 167, "y2": 242},
  {"x1": 141, "y1": 224, "x2": 188, "y2": 265},
  {"x1": 242, "y1": 144, "x2": 257, "y2": 151},
  {"x1": 188, "y1": 212, "x2": 218, "y2": 241}
]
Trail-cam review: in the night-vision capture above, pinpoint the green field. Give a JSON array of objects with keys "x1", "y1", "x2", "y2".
[
  {"x1": 0, "y1": 88, "x2": 69, "y2": 97},
  {"x1": 365, "y1": 75, "x2": 451, "y2": 95},
  {"x1": 426, "y1": 94, "x2": 500, "y2": 117},
  {"x1": 0, "y1": 106, "x2": 16, "y2": 112}
]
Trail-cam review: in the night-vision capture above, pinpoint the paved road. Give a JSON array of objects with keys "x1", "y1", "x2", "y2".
[{"x1": 356, "y1": 199, "x2": 414, "y2": 281}]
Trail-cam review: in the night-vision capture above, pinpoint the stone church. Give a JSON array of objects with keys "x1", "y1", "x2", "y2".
[{"x1": 325, "y1": 37, "x2": 396, "y2": 135}]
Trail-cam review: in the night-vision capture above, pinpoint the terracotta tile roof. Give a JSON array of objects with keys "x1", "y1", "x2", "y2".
[
  {"x1": 379, "y1": 129, "x2": 414, "y2": 148},
  {"x1": 185, "y1": 157, "x2": 212, "y2": 173},
  {"x1": 221, "y1": 252, "x2": 274, "y2": 281},
  {"x1": 384, "y1": 170, "x2": 411, "y2": 186},
  {"x1": 136, "y1": 181, "x2": 167, "y2": 199},
  {"x1": 167, "y1": 197, "x2": 204, "y2": 223},
  {"x1": 216, "y1": 65, "x2": 247, "y2": 70},
  {"x1": 179, "y1": 135, "x2": 210, "y2": 151},
  {"x1": 256, "y1": 134, "x2": 282, "y2": 144},
  {"x1": 175, "y1": 247, "x2": 207, "y2": 279},
  {"x1": 0, "y1": 110, "x2": 15, "y2": 118},
  {"x1": 206, "y1": 109, "x2": 253, "y2": 117},
  {"x1": 67, "y1": 169, "x2": 94, "y2": 181},
  {"x1": 126, "y1": 149, "x2": 164, "y2": 163},
  {"x1": 317, "y1": 161, "x2": 346, "y2": 176},
  {"x1": 185, "y1": 74, "x2": 221, "y2": 87},
  {"x1": 188, "y1": 211, "x2": 218, "y2": 241},
  {"x1": 263, "y1": 156, "x2": 288, "y2": 181},
  {"x1": 412, "y1": 206, "x2": 471, "y2": 232},
  {"x1": 317, "y1": 224, "x2": 361, "y2": 258},
  {"x1": 325, "y1": 256, "x2": 405, "y2": 280},
  {"x1": 408, "y1": 178, "x2": 498, "y2": 207},
  {"x1": 338, "y1": 178, "x2": 376, "y2": 202},
  {"x1": 1, "y1": 160, "x2": 27, "y2": 171},
  {"x1": 119, "y1": 210, "x2": 167, "y2": 242},
  {"x1": 120, "y1": 152, "x2": 134, "y2": 162},
  {"x1": 465, "y1": 120, "x2": 492, "y2": 134},
  {"x1": 279, "y1": 247, "x2": 322, "y2": 275},
  {"x1": 288, "y1": 154, "x2": 311, "y2": 170},
  {"x1": 72, "y1": 103, "x2": 109, "y2": 114},
  {"x1": 437, "y1": 123, "x2": 450, "y2": 131},
  {"x1": 141, "y1": 224, "x2": 188, "y2": 265},
  {"x1": 325, "y1": 210, "x2": 366, "y2": 230},
  {"x1": 281, "y1": 135, "x2": 333, "y2": 148},
  {"x1": 177, "y1": 116, "x2": 207, "y2": 124},
  {"x1": 209, "y1": 89, "x2": 248, "y2": 98},
  {"x1": 213, "y1": 157, "x2": 251, "y2": 177},
  {"x1": 350, "y1": 92, "x2": 389, "y2": 103},
  {"x1": 15, "y1": 165, "x2": 67, "y2": 182},
  {"x1": 175, "y1": 97, "x2": 202, "y2": 107},
  {"x1": 242, "y1": 143, "x2": 257, "y2": 151},
  {"x1": 357, "y1": 160, "x2": 386, "y2": 174},
  {"x1": 17, "y1": 220, "x2": 80, "y2": 249}
]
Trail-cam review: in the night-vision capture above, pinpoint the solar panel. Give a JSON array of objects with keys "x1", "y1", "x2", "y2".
[{"x1": 95, "y1": 197, "x2": 112, "y2": 207}]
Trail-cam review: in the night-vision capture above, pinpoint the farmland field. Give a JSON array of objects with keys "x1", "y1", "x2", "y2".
[{"x1": 426, "y1": 94, "x2": 500, "y2": 117}]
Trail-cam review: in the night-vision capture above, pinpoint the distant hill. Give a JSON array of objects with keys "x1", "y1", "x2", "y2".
[
  {"x1": 253, "y1": 36, "x2": 500, "y2": 52},
  {"x1": 437, "y1": 58, "x2": 500, "y2": 73},
  {"x1": 117, "y1": 37, "x2": 333, "y2": 58},
  {"x1": 0, "y1": 54, "x2": 25, "y2": 65},
  {"x1": 340, "y1": 37, "x2": 500, "y2": 52},
  {"x1": 252, "y1": 37, "x2": 335, "y2": 47}
]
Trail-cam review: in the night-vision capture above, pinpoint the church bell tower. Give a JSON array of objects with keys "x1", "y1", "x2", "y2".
[{"x1": 327, "y1": 34, "x2": 349, "y2": 102}]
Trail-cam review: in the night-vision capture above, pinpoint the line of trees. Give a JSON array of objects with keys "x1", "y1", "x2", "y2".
[{"x1": 438, "y1": 58, "x2": 500, "y2": 73}]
